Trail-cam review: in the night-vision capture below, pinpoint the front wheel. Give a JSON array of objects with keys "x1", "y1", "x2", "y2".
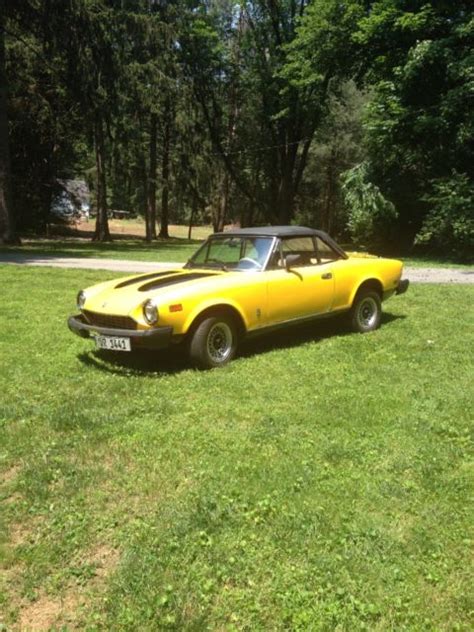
[
  {"x1": 189, "y1": 315, "x2": 238, "y2": 369},
  {"x1": 349, "y1": 290, "x2": 382, "y2": 333}
]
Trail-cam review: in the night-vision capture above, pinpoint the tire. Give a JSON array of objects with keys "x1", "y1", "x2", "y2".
[
  {"x1": 189, "y1": 315, "x2": 238, "y2": 369},
  {"x1": 349, "y1": 290, "x2": 382, "y2": 333}
]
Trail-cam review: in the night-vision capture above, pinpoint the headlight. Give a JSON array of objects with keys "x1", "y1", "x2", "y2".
[
  {"x1": 77, "y1": 290, "x2": 86, "y2": 310},
  {"x1": 143, "y1": 299, "x2": 158, "y2": 324}
]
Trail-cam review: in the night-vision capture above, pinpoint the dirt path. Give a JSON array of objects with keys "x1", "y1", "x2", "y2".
[{"x1": 0, "y1": 252, "x2": 472, "y2": 283}]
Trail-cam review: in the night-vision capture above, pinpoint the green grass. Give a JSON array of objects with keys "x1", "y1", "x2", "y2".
[
  {"x1": 0, "y1": 223, "x2": 214, "y2": 264},
  {"x1": 1, "y1": 266, "x2": 473, "y2": 630},
  {"x1": 0, "y1": 238, "x2": 198, "y2": 263},
  {"x1": 2, "y1": 234, "x2": 473, "y2": 269}
]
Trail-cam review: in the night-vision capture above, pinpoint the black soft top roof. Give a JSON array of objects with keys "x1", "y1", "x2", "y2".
[
  {"x1": 217, "y1": 225, "x2": 321, "y2": 238},
  {"x1": 213, "y1": 225, "x2": 347, "y2": 258}
]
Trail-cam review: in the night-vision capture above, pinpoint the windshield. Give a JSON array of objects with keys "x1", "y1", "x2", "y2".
[{"x1": 186, "y1": 235, "x2": 274, "y2": 271}]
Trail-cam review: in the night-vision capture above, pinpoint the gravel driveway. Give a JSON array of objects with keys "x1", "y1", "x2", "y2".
[
  {"x1": 0, "y1": 252, "x2": 472, "y2": 283},
  {"x1": 403, "y1": 267, "x2": 473, "y2": 283}
]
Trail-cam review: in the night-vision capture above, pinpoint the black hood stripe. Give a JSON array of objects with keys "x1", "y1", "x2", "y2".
[
  {"x1": 115, "y1": 271, "x2": 181, "y2": 289},
  {"x1": 138, "y1": 272, "x2": 216, "y2": 292}
]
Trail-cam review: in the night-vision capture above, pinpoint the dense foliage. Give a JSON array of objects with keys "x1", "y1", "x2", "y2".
[
  {"x1": 341, "y1": 162, "x2": 398, "y2": 251},
  {"x1": 0, "y1": 0, "x2": 472, "y2": 257},
  {"x1": 416, "y1": 171, "x2": 474, "y2": 259}
]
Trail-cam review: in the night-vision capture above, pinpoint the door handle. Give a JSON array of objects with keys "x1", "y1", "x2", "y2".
[{"x1": 321, "y1": 272, "x2": 333, "y2": 280}]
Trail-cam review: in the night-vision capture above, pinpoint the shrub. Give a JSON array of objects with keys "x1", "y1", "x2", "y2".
[
  {"x1": 341, "y1": 163, "x2": 398, "y2": 250},
  {"x1": 416, "y1": 172, "x2": 474, "y2": 261}
]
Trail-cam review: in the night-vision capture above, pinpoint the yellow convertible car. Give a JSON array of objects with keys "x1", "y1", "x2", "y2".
[{"x1": 68, "y1": 226, "x2": 409, "y2": 368}]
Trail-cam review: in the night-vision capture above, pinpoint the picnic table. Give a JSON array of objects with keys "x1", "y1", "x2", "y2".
[{"x1": 110, "y1": 210, "x2": 131, "y2": 220}]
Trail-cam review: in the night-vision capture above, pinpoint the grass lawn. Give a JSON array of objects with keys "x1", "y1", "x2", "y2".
[
  {"x1": 2, "y1": 238, "x2": 472, "y2": 270},
  {"x1": 0, "y1": 237, "x2": 199, "y2": 264},
  {"x1": 1, "y1": 266, "x2": 473, "y2": 630},
  {"x1": 0, "y1": 222, "x2": 214, "y2": 264}
]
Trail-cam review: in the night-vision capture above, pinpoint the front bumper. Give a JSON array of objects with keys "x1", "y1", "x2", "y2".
[
  {"x1": 68, "y1": 314, "x2": 174, "y2": 350},
  {"x1": 396, "y1": 279, "x2": 409, "y2": 295}
]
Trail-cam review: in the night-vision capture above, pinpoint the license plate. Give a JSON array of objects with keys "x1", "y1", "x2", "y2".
[{"x1": 94, "y1": 335, "x2": 131, "y2": 352}]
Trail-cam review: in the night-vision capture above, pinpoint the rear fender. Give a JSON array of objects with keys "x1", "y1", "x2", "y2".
[{"x1": 349, "y1": 277, "x2": 384, "y2": 307}]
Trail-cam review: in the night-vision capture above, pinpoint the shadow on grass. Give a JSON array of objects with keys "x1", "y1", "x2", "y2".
[
  {"x1": 78, "y1": 346, "x2": 189, "y2": 377},
  {"x1": 77, "y1": 312, "x2": 406, "y2": 377},
  {"x1": 240, "y1": 311, "x2": 404, "y2": 359},
  {"x1": 0, "y1": 237, "x2": 201, "y2": 260}
]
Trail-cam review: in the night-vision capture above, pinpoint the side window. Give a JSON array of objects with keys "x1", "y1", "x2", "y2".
[
  {"x1": 315, "y1": 237, "x2": 340, "y2": 263},
  {"x1": 281, "y1": 237, "x2": 318, "y2": 267},
  {"x1": 266, "y1": 242, "x2": 283, "y2": 269}
]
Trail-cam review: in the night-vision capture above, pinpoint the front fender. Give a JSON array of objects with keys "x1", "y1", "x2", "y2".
[{"x1": 181, "y1": 298, "x2": 248, "y2": 334}]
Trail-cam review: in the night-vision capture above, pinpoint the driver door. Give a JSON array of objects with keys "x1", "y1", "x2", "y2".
[{"x1": 265, "y1": 237, "x2": 334, "y2": 325}]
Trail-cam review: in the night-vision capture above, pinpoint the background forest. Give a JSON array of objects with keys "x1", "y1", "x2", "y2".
[{"x1": 0, "y1": 0, "x2": 473, "y2": 258}]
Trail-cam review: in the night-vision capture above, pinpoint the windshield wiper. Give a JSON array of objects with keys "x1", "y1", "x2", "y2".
[
  {"x1": 184, "y1": 260, "x2": 228, "y2": 271},
  {"x1": 207, "y1": 258, "x2": 229, "y2": 271}
]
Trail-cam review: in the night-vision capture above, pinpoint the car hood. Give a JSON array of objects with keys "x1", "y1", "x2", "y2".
[{"x1": 83, "y1": 268, "x2": 237, "y2": 315}]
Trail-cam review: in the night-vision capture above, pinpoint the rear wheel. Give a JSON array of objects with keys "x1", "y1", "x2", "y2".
[
  {"x1": 349, "y1": 290, "x2": 382, "y2": 333},
  {"x1": 189, "y1": 315, "x2": 238, "y2": 369}
]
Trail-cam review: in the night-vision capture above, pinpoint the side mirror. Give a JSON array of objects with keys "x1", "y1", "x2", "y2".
[{"x1": 285, "y1": 254, "x2": 302, "y2": 270}]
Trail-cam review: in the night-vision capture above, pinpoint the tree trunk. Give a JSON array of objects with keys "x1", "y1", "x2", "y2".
[
  {"x1": 213, "y1": 172, "x2": 229, "y2": 232},
  {"x1": 275, "y1": 167, "x2": 295, "y2": 225},
  {"x1": 159, "y1": 103, "x2": 171, "y2": 239},
  {"x1": 0, "y1": 6, "x2": 19, "y2": 244},
  {"x1": 241, "y1": 199, "x2": 256, "y2": 228},
  {"x1": 219, "y1": 173, "x2": 229, "y2": 232},
  {"x1": 188, "y1": 193, "x2": 197, "y2": 240},
  {"x1": 322, "y1": 153, "x2": 336, "y2": 232},
  {"x1": 93, "y1": 113, "x2": 111, "y2": 241},
  {"x1": 145, "y1": 112, "x2": 157, "y2": 241}
]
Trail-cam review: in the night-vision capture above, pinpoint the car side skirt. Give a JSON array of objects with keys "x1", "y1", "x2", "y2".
[{"x1": 245, "y1": 307, "x2": 349, "y2": 339}]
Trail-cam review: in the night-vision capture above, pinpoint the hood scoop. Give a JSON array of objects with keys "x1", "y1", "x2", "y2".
[
  {"x1": 138, "y1": 272, "x2": 216, "y2": 292},
  {"x1": 115, "y1": 271, "x2": 181, "y2": 289}
]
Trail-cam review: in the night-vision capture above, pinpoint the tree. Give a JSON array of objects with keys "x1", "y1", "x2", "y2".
[
  {"x1": 289, "y1": 0, "x2": 473, "y2": 254},
  {"x1": 0, "y1": 0, "x2": 18, "y2": 244},
  {"x1": 243, "y1": 0, "x2": 318, "y2": 224},
  {"x1": 355, "y1": 1, "x2": 474, "y2": 244},
  {"x1": 118, "y1": 1, "x2": 175, "y2": 240},
  {"x1": 183, "y1": 0, "x2": 340, "y2": 225},
  {"x1": 4, "y1": 0, "x2": 471, "y2": 257},
  {"x1": 282, "y1": 0, "x2": 367, "y2": 223},
  {"x1": 3, "y1": 0, "x2": 92, "y2": 236},
  {"x1": 181, "y1": 2, "x2": 247, "y2": 228},
  {"x1": 341, "y1": 162, "x2": 398, "y2": 250},
  {"x1": 416, "y1": 172, "x2": 474, "y2": 261},
  {"x1": 146, "y1": 112, "x2": 158, "y2": 240},
  {"x1": 49, "y1": 0, "x2": 128, "y2": 241},
  {"x1": 297, "y1": 80, "x2": 369, "y2": 234}
]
